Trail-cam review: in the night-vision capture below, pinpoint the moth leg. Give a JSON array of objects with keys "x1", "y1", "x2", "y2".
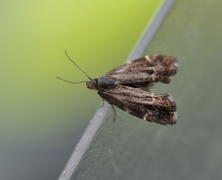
[
  {"x1": 99, "y1": 98, "x2": 116, "y2": 122},
  {"x1": 111, "y1": 105, "x2": 116, "y2": 122},
  {"x1": 98, "y1": 98, "x2": 105, "y2": 108}
]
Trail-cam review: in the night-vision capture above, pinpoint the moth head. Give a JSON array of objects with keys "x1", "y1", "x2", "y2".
[{"x1": 86, "y1": 79, "x2": 98, "y2": 90}]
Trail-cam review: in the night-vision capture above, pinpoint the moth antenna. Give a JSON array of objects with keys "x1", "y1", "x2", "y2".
[
  {"x1": 57, "y1": 76, "x2": 88, "y2": 84},
  {"x1": 64, "y1": 50, "x2": 92, "y2": 80}
]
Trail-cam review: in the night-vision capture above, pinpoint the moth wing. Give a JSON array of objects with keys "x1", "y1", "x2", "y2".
[
  {"x1": 98, "y1": 85, "x2": 177, "y2": 125},
  {"x1": 102, "y1": 55, "x2": 178, "y2": 85}
]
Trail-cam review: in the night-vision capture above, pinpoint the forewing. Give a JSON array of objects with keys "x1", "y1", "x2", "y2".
[
  {"x1": 98, "y1": 85, "x2": 177, "y2": 125},
  {"x1": 102, "y1": 55, "x2": 178, "y2": 85}
]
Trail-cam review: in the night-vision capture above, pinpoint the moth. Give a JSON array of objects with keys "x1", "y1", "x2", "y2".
[{"x1": 58, "y1": 51, "x2": 178, "y2": 125}]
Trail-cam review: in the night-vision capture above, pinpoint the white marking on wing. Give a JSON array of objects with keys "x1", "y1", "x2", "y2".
[
  {"x1": 143, "y1": 114, "x2": 148, "y2": 120},
  {"x1": 145, "y1": 56, "x2": 152, "y2": 62},
  {"x1": 167, "y1": 95, "x2": 174, "y2": 102}
]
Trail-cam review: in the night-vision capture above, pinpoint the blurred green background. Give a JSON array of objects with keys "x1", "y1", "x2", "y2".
[{"x1": 0, "y1": 0, "x2": 164, "y2": 179}]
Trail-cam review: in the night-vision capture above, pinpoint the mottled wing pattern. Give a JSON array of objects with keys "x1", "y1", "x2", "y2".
[
  {"x1": 98, "y1": 85, "x2": 177, "y2": 125},
  {"x1": 102, "y1": 55, "x2": 178, "y2": 85}
]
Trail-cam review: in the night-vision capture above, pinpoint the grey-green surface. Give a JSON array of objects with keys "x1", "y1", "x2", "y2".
[
  {"x1": 72, "y1": 0, "x2": 222, "y2": 179},
  {"x1": 58, "y1": 1, "x2": 174, "y2": 179}
]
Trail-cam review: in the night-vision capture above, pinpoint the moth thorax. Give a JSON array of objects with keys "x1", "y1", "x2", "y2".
[
  {"x1": 86, "y1": 79, "x2": 98, "y2": 90},
  {"x1": 97, "y1": 77, "x2": 115, "y2": 89}
]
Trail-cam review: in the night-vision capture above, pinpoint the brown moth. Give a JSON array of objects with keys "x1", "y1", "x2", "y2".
[{"x1": 58, "y1": 52, "x2": 178, "y2": 125}]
